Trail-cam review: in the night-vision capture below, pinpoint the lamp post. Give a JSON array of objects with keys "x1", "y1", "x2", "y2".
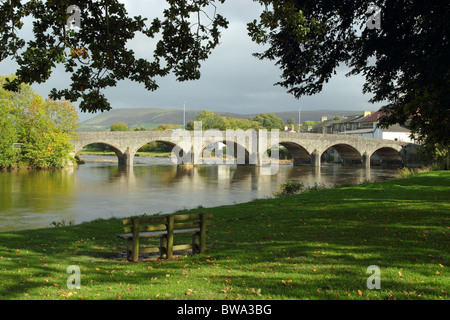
[
  {"x1": 183, "y1": 101, "x2": 186, "y2": 130},
  {"x1": 298, "y1": 105, "x2": 301, "y2": 133}
]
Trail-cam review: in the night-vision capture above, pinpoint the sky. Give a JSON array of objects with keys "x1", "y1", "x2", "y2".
[{"x1": 0, "y1": 0, "x2": 385, "y2": 122}]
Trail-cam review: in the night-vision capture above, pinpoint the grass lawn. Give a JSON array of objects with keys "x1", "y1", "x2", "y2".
[{"x1": 0, "y1": 171, "x2": 448, "y2": 300}]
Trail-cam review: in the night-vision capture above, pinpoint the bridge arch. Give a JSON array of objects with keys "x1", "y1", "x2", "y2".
[
  {"x1": 265, "y1": 141, "x2": 312, "y2": 165},
  {"x1": 75, "y1": 141, "x2": 126, "y2": 165},
  {"x1": 75, "y1": 141, "x2": 124, "y2": 155},
  {"x1": 134, "y1": 140, "x2": 191, "y2": 165},
  {"x1": 370, "y1": 147, "x2": 404, "y2": 167},
  {"x1": 321, "y1": 143, "x2": 363, "y2": 166},
  {"x1": 200, "y1": 139, "x2": 252, "y2": 165}
]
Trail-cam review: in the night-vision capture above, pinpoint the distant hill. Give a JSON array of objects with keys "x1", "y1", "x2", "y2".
[{"x1": 77, "y1": 107, "x2": 369, "y2": 131}]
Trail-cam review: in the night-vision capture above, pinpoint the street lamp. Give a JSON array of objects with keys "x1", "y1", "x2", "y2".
[
  {"x1": 183, "y1": 101, "x2": 186, "y2": 130},
  {"x1": 298, "y1": 105, "x2": 301, "y2": 133}
]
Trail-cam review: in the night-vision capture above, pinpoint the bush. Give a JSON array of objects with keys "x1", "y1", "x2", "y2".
[{"x1": 273, "y1": 181, "x2": 305, "y2": 197}]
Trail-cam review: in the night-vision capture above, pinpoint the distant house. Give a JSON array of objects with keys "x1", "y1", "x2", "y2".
[
  {"x1": 314, "y1": 109, "x2": 417, "y2": 143},
  {"x1": 339, "y1": 111, "x2": 417, "y2": 143},
  {"x1": 284, "y1": 125, "x2": 296, "y2": 133},
  {"x1": 314, "y1": 111, "x2": 373, "y2": 134}
]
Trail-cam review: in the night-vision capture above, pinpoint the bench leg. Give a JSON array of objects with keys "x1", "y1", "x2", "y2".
[
  {"x1": 199, "y1": 213, "x2": 207, "y2": 254},
  {"x1": 192, "y1": 233, "x2": 200, "y2": 254},
  {"x1": 132, "y1": 218, "x2": 140, "y2": 262},
  {"x1": 160, "y1": 236, "x2": 168, "y2": 259},
  {"x1": 167, "y1": 215, "x2": 174, "y2": 259},
  {"x1": 126, "y1": 239, "x2": 133, "y2": 261}
]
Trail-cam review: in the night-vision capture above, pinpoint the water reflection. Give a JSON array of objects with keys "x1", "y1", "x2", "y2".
[
  {"x1": 0, "y1": 169, "x2": 76, "y2": 232},
  {"x1": 0, "y1": 155, "x2": 399, "y2": 232}
]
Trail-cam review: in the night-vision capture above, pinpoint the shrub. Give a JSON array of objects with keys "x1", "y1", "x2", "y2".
[
  {"x1": 398, "y1": 167, "x2": 417, "y2": 178},
  {"x1": 273, "y1": 181, "x2": 305, "y2": 197}
]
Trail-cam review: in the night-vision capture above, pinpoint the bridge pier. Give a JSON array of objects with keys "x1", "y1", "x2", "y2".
[
  {"x1": 311, "y1": 150, "x2": 321, "y2": 167},
  {"x1": 118, "y1": 149, "x2": 135, "y2": 167},
  {"x1": 362, "y1": 152, "x2": 371, "y2": 169}
]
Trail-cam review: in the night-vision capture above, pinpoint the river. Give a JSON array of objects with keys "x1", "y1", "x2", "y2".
[{"x1": 0, "y1": 155, "x2": 400, "y2": 232}]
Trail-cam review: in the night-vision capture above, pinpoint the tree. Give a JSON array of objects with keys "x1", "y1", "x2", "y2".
[
  {"x1": 186, "y1": 110, "x2": 227, "y2": 130},
  {"x1": 156, "y1": 124, "x2": 181, "y2": 131},
  {"x1": 110, "y1": 121, "x2": 129, "y2": 131},
  {"x1": 301, "y1": 120, "x2": 319, "y2": 131},
  {"x1": 287, "y1": 118, "x2": 295, "y2": 125},
  {"x1": 0, "y1": 75, "x2": 79, "y2": 169},
  {"x1": 225, "y1": 117, "x2": 263, "y2": 130},
  {"x1": 0, "y1": 0, "x2": 228, "y2": 113},
  {"x1": 248, "y1": 0, "x2": 449, "y2": 147},
  {"x1": 253, "y1": 113, "x2": 284, "y2": 130},
  {"x1": 0, "y1": 96, "x2": 18, "y2": 169}
]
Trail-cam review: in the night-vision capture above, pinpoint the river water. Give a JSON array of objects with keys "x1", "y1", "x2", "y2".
[{"x1": 0, "y1": 155, "x2": 400, "y2": 232}]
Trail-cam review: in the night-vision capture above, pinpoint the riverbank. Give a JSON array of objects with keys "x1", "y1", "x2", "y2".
[{"x1": 0, "y1": 171, "x2": 448, "y2": 300}]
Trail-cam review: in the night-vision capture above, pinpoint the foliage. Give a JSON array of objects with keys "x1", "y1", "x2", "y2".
[
  {"x1": 0, "y1": 97, "x2": 18, "y2": 169},
  {"x1": 0, "y1": 75, "x2": 79, "y2": 169},
  {"x1": 248, "y1": 0, "x2": 449, "y2": 147},
  {"x1": 273, "y1": 181, "x2": 305, "y2": 197},
  {"x1": 132, "y1": 126, "x2": 147, "y2": 131},
  {"x1": 224, "y1": 117, "x2": 263, "y2": 131},
  {"x1": 416, "y1": 143, "x2": 450, "y2": 170},
  {"x1": 287, "y1": 118, "x2": 295, "y2": 125},
  {"x1": 138, "y1": 142, "x2": 173, "y2": 153},
  {"x1": 252, "y1": 113, "x2": 285, "y2": 130},
  {"x1": 186, "y1": 110, "x2": 283, "y2": 131},
  {"x1": 186, "y1": 110, "x2": 227, "y2": 130},
  {"x1": 0, "y1": 0, "x2": 228, "y2": 113},
  {"x1": 110, "y1": 121, "x2": 129, "y2": 131},
  {"x1": 267, "y1": 147, "x2": 292, "y2": 160},
  {"x1": 156, "y1": 124, "x2": 181, "y2": 131},
  {"x1": 301, "y1": 120, "x2": 319, "y2": 131}
]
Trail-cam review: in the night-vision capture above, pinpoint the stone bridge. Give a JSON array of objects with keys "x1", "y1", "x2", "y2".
[{"x1": 72, "y1": 130, "x2": 421, "y2": 168}]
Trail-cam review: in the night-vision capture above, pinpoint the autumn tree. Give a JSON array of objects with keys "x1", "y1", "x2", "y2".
[
  {"x1": 0, "y1": 92, "x2": 18, "y2": 168},
  {"x1": 110, "y1": 121, "x2": 129, "y2": 131},
  {"x1": 0, "y1": 75, "x2": 79, "y2": 169}
]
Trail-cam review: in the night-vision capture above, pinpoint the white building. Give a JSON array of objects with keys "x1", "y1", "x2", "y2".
[
  {"x1": 340, "y1": 123, "x2": 415, "y2": 143},
  {"x1": 317, "y1": 110, "x2": 418, "y2": 143}
]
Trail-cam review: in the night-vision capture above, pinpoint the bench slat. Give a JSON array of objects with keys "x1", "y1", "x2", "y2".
[
  {"x1": 138, "y1": 224, "x2": 167, "y2": 232},
  {"x1": 122, "y1": 216, "x2": 167, "y2": 225},
  {"x1": 117, "y1": 228, "x2": 201, "y2": 240},
  {"x1": 173, "y1": 244, "x2": 193, "y2": 251},
  {"x1": 138, "y1": 247, "x2": 160, "y2": 254},
  {"x1": 173, "y1": 222, "x2": 199, "y2": 230}
]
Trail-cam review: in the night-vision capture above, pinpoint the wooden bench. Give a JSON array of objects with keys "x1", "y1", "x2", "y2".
[{"x1": 117, "y1": 213, "x2": 213, "y2": 262}]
